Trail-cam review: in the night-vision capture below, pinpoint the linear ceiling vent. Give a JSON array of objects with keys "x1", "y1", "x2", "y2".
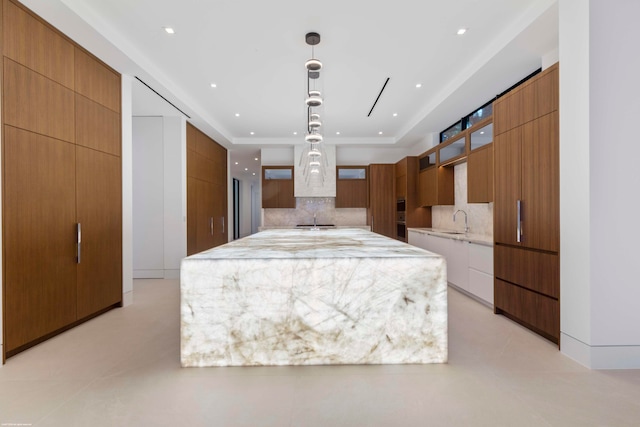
[
  {"x1": 367, "y1": 77, "x2": 390, "y2": 117},
  {"x1": 135, "y1": 76, "x2": 191, "y2": 118}
]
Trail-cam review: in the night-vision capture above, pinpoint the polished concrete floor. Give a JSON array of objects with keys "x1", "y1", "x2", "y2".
[{"x1": 1, "y1": 279, "x2": 639, "y2": 426}]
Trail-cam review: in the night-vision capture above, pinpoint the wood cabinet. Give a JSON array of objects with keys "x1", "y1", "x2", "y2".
[
  {"x1": 261, "y1": 166, "x2": 295, "y2": 209},
  {"x1": 396, "y1": 157, "x2": 431, "y2": 240},
  {"x1": 2, "y1": 0, "x2": 123, "y2": 360},
  {"x1": 418, "y1": 166, "x2": 454, "y2": 207},
  {"x1": 186, "y1": 123, "x2": 228, "y2": 255},
  {"x1": 368, "y1": 164, "x2": 395, "y2": 238},
  {"x1": 493, "y1": 63, "x2": 560, "y2": 344},
  {"x1": 336, "y1": 166, "x2": 368, "y2": 208},
  {"x1": 467, "y1": 144, "x2": 493, "y2": 203}
]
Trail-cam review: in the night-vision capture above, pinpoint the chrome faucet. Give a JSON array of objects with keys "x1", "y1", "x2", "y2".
[{"x1": 453, "y1": 209, "x2": 469, "y2": 233}]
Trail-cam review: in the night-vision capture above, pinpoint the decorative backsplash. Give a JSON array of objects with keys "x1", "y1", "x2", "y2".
[
  {"x1": 263, "y1": 198, "x2": 367, "y2": 226},
  {"x1": 431, "y1": 162, "x2": 493, "y2": 237}
]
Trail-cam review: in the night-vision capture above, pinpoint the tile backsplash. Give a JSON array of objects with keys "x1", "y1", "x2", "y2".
[
  {"x1": 263, "y1": 198, "x2": 367, "y2": 227},
  {"x1": 432, "y1": 162, "x2": 493, "y2": 237}
]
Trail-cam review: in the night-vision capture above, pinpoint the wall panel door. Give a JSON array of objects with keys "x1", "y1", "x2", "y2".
[
  {"x1": 74, "y1": 47, "x2": 120, "y2": 112},
  {"x1": 196, "y1": 180, "x2": 216, "y2": 252},
  {"x1": 369, "y1": 164, "x2": 395, "y2": 238},
  {"x1": 3, "y1": 126, "x2": 77, "y2": 352},
  {"x1": 76, "y1": 146, "x2": 122, "y2": 319},
  {"x1": 493, "y1": 126, "x2": 522, "y2": 246},
  {"x1": 75, "y1": 94, "x2": 120, "y2": 156}
]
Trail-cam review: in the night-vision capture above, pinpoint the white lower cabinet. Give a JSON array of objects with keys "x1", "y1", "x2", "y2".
[{"x1": 408, "y1": 230, "x2": 494, "y2": 306}]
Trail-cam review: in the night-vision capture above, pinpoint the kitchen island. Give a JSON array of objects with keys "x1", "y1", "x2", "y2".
[{"x1": 181, "y1": 228, "x2": 447, "y2": 367}]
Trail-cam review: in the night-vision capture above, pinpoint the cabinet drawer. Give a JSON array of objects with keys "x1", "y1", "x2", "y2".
[
  {"x1": 469, "y1": 243, "x2": 493, "y2": 274},
  {"x1": 494, "y1": 245, "x2": 559, "y2": 298},
  {"x1": 469, "y1": 269, "x2": 493, "y2": 305},
  {"x1": 495, "y1": 279, "x2": 559, "y2": 342}
]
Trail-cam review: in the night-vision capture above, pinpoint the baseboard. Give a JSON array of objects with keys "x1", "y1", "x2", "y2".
[
  {"x1": 163, "y1": 269, "x2": 180, "y2": 280},
  {"x1": 561, "y1": 332, "x2": 640, "y2": 369},
  {"x1": 122, "y1": 290, "x2": 134, "y2": 307},
  {"x1": 133, "y1": 270, "x2": 164, "y2": 279}
]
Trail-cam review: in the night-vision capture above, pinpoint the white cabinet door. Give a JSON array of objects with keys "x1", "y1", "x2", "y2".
[
  {"x1": 448, "y1": 239, "x2": 469, "y2": 291},
  {"x1": 468, "y1": 243, "x2": 494, "y2": 305},
  {"x1": 408, "y1": 230, "x2": 425, "y2": 248},
  {"x1": 469, "y1": 243, "x2": 493, "y2": 274}
]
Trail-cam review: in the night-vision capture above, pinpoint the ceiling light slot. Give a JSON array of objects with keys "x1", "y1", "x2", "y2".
[{"x1": 368, "y1": 77, "x2": 390, "y2": 117}]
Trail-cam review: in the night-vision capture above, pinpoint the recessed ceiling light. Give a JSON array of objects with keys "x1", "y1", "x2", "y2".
[
  {"x1": 480, "y1": 131, "x2": 485, "y2": 135},
  {"x1": 235, "y1": 113, "x2": 240, "y2": 117},
  {"x1": 234, "y1": 162, "x2": 238, "y2": 165},
  {"x1": 293, "y1": 131, "x2": 298, "y2": 135},
  {"x1": 378, "y1": 131, "x2": 383, "y2": 135},
  {"x1": 336, "y1": 131, "x2": 340, "y2": 135},
  {"x1": 245, "y1": 168, "x2": 248, "y2": 171},
  {"x1": 250, "y1": 132, "x2": 254, "y2": 135},
  {"x1": 457, "y1": 28, "x2": 467, "y2": 35},
  {"x1": 254, "y1": 157, "x2": 259, "y2": 161},
  {"x1": 210, "y1": 83, "x2": 217, "y2": 88},
  {"x1": 416, "y1": 83, "x2": 422, "y2": 88},
  {"x1": 393, "y1": 113, "x2": 398, "y2": 117},
  {"x1": 252, "y1": 172, "x2": 256, "y2": 176},
  {"x1": 163, "y1": 27, "x2": 175, "y2": 34}
]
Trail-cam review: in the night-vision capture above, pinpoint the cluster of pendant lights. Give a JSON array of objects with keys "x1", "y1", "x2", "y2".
[{"x1": 300, "y1": 32, "x2": 327, "y2": 182}]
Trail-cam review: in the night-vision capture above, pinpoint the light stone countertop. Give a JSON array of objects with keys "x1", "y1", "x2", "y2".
[
  {"x1": 258, "y1": 225, "x2": 371, "y2": 232},
  {"x1": 408, "y1": 228, "x2": 493, "y2": 247}
]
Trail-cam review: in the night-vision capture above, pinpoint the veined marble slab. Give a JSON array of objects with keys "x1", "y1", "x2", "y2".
[{"x1": 181, "y1": 228, "x2": 447, "y2": 367}]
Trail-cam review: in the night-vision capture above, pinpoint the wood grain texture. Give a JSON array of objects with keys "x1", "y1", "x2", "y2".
[
  {"x1": 186, "y1": 176, "x2": 198, "y2": 256},
  {"x1": 493, "y1": 127, "x2": 522, "y2": 245},
  {"x1": 402, "y1": 157, "x2": 431, "y2": 228},
  {"x1": 76, "y1": 146, "x2": 122, "y2": 319},
  {"x1": 3, "y1": 126, "x2": 77, "y2": 352},
  {"x1": 4, "y1": 57, "x2": 75, "y2": 142},
  {"x1": 494, "y1": 245, "x2": 559, "y2": 298},
  {"x1": 467, "y1": 143, "x2": 493, "y2": 203},
  {"x1": 336, "y1": 166, "x2": 369, "y2": 208},
  {"x1": 75, "y1": 94, "x2": 120, "y2": 156},
  {"x1": 186, "y1": 122, "x2": 197, "y2": 152},
  {"x1": 3, "y1": 0, "x2": 75, "y2": 89},
  {"x1": 261, "y1": 166, "x2": 295, "y2": 209},
  {"x1": 521, "y1": 113, "x2": 559, "y2": 252},
  {"x1": 74, "y1": 47, "x2": 120, "y2": 113},
  {"x1": 495, "y1": 279, "x2": 559, "y2": 343},
  {"x1": 196, "y1": 179, "x2": 216, "y2": 252},
  {"x1": 369, "y1": 164, "x2": 395, "y2": 238},
  {"x1": 213, "y1": 182, "x2": 228, "y2": 248}
]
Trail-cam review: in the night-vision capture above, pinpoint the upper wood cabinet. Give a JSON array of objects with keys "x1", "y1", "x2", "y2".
[
  {"x1": 336, "y1": 166, "x2": 369, "y2": 208},
  {"x1": 467, "y1": 144, "x2": 493, "y2": 203},
  {"x1": 368, "y1": 164, "x2": 395, "y2": 238},
  {"x1": 3, "y1": 0, "x2": 75, "y2": 89},
  {"x1": 74, "y1": 47, "x2": 121, "y2": 113},
  {"x1": 262, "y1": 166, "x2": 295, "y2": 209},
  {"x1": 494, "y1": 63, "x2": 559, "y2": 135},
  {"x1": 418, "y1": 166, "x2": 454, "y2": 207}
]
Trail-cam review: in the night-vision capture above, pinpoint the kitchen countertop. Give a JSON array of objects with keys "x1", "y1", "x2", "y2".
[
  {"x1": 258, "y1": 225, "x2": 371, "y2": 232},
  {"x1": 180, "y1": 228, "x2": 447, "y2": 366},
  {"x1": 408, "y1": 228, "x2": 493, "y2": 247}
]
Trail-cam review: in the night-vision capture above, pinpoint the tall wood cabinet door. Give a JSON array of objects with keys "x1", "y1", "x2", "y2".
[
  {"x1": 494, "y1": 126, "x2": 522, "y2": 246},
  {"x1": 521, "y1": 113, "x2": 559, "y2": 252},
  {"x1": 196, "y1": 180, "x2": 216, "y2": 252},
  {"x1": 3, "y1": 126, "x2": 77, "y2": 352},
  {"x1": 213, "y1": 182, "x2": 228, "y2": 248},
  {"x1": 76, "y1": 146, "x2": 122, "y2": 319},
  {"x1": 369, "y1": 164, "x2": 395, "y2": 238},
  {"x1": 186, "y1": 176, "x2": 198, "y2": 256}
]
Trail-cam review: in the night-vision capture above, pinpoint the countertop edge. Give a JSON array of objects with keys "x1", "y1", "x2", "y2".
[{"x1": 407, "y1": 228, "x2": 494, "y2": 247}]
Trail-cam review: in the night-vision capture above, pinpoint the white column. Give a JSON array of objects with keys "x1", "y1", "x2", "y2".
[{"x1": 560, "y1": 0, "x2": 640, "y2": 368}]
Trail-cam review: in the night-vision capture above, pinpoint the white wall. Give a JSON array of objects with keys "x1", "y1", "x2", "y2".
[
  {"x1": 132, "y1": 116, "x2": 186, "y2": 279},
  {"x1": 121, "y1": 75, "x2": 134, "y2": 305},
  {"x1": 560, "y1": 0, "x2": 640, "y2": 368},
  {"x1": 238, "y1": 179, "x2": 253, "y2": 238}
]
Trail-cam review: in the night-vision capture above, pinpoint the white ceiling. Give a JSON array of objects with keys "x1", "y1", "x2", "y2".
[{"x1": 22, "y1": 0, "x2": 558, "y2": 182}]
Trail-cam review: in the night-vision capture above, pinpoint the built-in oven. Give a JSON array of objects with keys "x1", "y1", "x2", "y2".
[{"x1": 396, "y1": 198, "x2": 407, "y2": 242}]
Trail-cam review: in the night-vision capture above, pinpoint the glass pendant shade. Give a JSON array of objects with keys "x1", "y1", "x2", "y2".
[
  {"x1": 305, "y1": 90, "x2": 323, "y2": 107},
  {"x1": 305, "y1": 133, "x2": 323, "y2": 143},
  {"x1": 305, "y1": 58, "x2": 322, "y2": 71}
]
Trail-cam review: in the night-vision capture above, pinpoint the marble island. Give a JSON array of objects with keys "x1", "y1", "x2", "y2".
[{"x1": 181, "y1": 228, "x2": 447, "y2": 367}]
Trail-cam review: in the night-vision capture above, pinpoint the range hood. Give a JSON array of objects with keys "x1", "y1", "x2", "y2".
[{"x1": 294, "y1": 144, "x2": 336, "y2": 198}]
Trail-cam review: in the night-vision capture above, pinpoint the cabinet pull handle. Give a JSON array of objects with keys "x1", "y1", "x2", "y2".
[
  {"x1": 77, "y1": 223, "x2": 82, "y2": 264},
  {"x1": 516, "y1": 200, "x2": 522, "y2": 243},
  {"x1": 210, "y1": 217, "x2": 214, "y2": 236},
  {"x1": 221, "y1": 217, "x2": 225, "y2": 234}
]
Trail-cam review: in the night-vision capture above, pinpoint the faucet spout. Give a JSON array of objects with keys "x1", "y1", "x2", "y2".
[{"x1": 453, "y1": 209, "x2": 469, "y2": 233}]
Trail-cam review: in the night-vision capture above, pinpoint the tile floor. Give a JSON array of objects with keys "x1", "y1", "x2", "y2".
[{"x1": 1, "y1": 279, "x2": 639, "y2": 426}]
